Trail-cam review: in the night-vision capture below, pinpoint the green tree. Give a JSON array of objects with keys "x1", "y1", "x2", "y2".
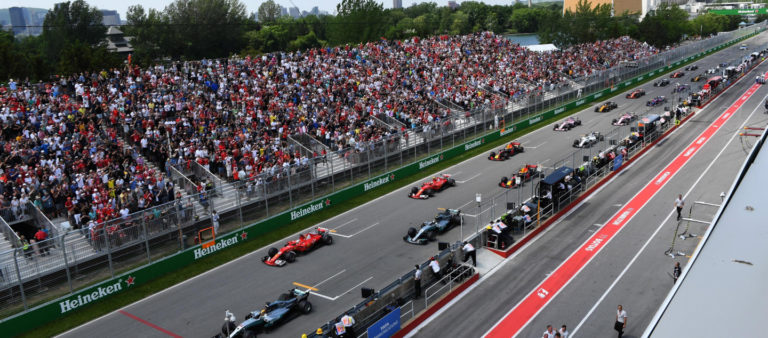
[
  {"x1": 164, "y1": 0, "x2": 251, "y2": 59},
  {"x1": 329, "y1": 0, "x2": 386, "y2": 44},
  {"x1": 41, "y1": 0, "x2": 106, "y2": 70},
  {"x1": 509, "y1": 7, "x2": 546, "y2": 33},
  {"x1": 637, "y1": 3, "x2": 690, "y2": 47},
  {"x1": 257, "y1": 0, "x2": 281, "y2": 24},
  {"x1": 125, "y1": 5, "x2": 174, "y2": 65}
]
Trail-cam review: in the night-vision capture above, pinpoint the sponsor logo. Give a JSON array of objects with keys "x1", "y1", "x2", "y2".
[
  {"x1": 585, "y1": 236, "x2": 606, "y2": 252},
  {"x1": 594, "y1": 93, "x2": 602, "y2": 99},
  {"x1": 612, "y1": 208, "x2": 633, "y2": 226},
  {"x1": 611, "y1": 86, "x2": 618, "y2": 92},
  {"x1": 194, "y1": 236, "x2": 240, "y2": 260},
  {"x1": 289, "y1": 201, "x2": 326, "y2": 221},
  {"x1": 464, "y1": 139, "x2": 483, "y2": 151},
  {"x1": 575, "y1": 99, "x2": 586, "y2": 105},
  {"x1": 419, "y1": 156, "x2": 440, "y2": 169},
  {"x1": 529, "y1": 116, "x2": 542, "y2": 125},
  {"x1": 638, "y1": 76, "x2": 644, "y2": 81},
  {"x1": 500, "y1": 126, "x2": 516, "y2": 136},
  {"x1": 554, "y1": 107, "x2": 566, "y2": 115},
  {"x1": 60, "y1": 278, "x2": 131, "y2": 314},
  {"x1": 364, "y1": 174, "x2": 394, "y2": 192},
  {"x1": 623, "y1": 82, "x2": 631, "y2": 87}
]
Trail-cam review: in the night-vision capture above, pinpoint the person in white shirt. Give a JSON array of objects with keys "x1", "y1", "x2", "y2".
[
  {"x1": 559, "y1": 324, "x2": 569, "y2": 338},
  {"x1": 542, "y1": 325, "x2": 556, "y2": 338},
  {"x1": 462, "y1": 241, "x2": 476, "y2": 267},
  {"x1": 413, "y1": 265, "x2": 422, "y2": 299},
  {"x1": 615, "y1": 305, "x2": 627, "y2": 338},
  {"x1": 429, "y1": 257, "x2": 442, "y2": 280},
  {"x1": 674, "y1": 194, "x2": 684, "y2": 221}
]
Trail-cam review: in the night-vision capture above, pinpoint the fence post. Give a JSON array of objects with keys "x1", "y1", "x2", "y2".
[
  {"x1": 104, "y1": 226, "x2": 114, "y2": 278},
  {"x1": 142, "y1": 215, "x2": 151, "y2": 264},
  {"x1": 60, "y1": 233, "x2": 73, "y2": 293},
  {"x1": 12, "y1": 249, "x2": 27, "y2": 311},
  {"x1": 237, "y1": 183, "x2": 244, "y2": 228}
]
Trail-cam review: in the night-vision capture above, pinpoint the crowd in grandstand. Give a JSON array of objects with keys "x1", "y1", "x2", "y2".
[{"x1": 0, "y1": 32, "x2": 658, "y2": 236}]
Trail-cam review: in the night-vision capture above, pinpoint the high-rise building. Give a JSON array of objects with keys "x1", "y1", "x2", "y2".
[
  {"x1": 100, "y1": 10, "x2": 121, "y2": 26},
  {"x1": 393, "y1": 0, "x2": 403, "y2": 9},
  {"x1": 448, "y1": 1, "x2": 459, "y2": 10},
  {"x1": 289, "y1": 6, "x2": 301, "y2": 18},
  {"x1": 9, "y1": 7, "x2": 26, "y2": 36},
  {"x1": 563, "y1": 0, "x2": 687, "y2": 17},
  {"x1": 309, "y1": 6, "x2": 320, "y2": 16}
]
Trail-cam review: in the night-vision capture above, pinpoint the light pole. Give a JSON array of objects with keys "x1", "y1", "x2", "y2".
[{"x1": 475, "y1": 193, "x2": 482, "y2": 236}]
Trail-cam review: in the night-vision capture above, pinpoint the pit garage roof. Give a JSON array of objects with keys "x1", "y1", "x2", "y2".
[{"x1": 644, "y1": 127, "x2": 768, "y2": 337}]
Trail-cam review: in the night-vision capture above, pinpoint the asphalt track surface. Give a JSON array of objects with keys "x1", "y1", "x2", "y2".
[
  {"x1": 409, "y1": 36, "x2": 768, "y2": 337},
  {"x1": 58, "y1": 34, "x2": 768, "y2": 338}
]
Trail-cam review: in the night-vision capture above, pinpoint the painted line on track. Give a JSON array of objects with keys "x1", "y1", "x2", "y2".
[
  {"x1": 311, "y1": 277, "x2": 374, "y2": 301},
  {"x1": 569, "y1": 90, "x2": 767, "y2": 338},
  {"x1": 483, "y1": 72, "x2": 765, "y2": 338},
  {"x1": 292, "y1": 282, "x2": 319, "y2": 292},
  {"x1": 332, "y1": 222, "x2": 380, "y2": 238},
  {"x1": 118, "y1": 310, "x2": 182, "y2": 338},
  {"x1": 456, "y1": 173, "x2": 482, "y2": 184},
  {"x1": 330, "y1": 218, "x2": 358, "y2": 230}
]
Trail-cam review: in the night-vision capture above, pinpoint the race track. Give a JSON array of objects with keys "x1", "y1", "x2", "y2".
[{"x1": 58, "y1": 33, "x2": 768, "y2": 338}]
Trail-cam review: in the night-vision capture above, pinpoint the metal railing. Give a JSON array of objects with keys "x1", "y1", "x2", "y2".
[{"x1": 0, "y1": 24, "x2": 762, "y2": 320}]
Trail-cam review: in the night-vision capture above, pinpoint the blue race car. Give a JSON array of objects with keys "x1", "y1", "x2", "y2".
[
  {"x1": 219, "y1": 288, "x2": 312, "y2": 338},
  {"x1": 404, "y1": 209, "x2": 463, "y2": 245},
  {"x1": 646, "y1": 96, "x2": 668, "y2": 107}
]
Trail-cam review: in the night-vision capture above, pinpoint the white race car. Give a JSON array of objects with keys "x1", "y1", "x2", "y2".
[{"x1": 572, "y1": 131, "x2": 605, "y2": 148}]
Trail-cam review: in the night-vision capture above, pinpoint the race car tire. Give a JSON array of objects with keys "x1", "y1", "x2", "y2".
[
  {"x1": 553, "y1": 124, "x2": 559, "y2": 130},
  {"x1": 245, "y1": 312, "x2": 254, "y2": 320},
  {"x1": 285, "y1": 251, "x2": 296, "y2": 263},
  {"x1": 261, "y1": 256, "x2": 269, "y2": 262},
  {"x1": 501, "y1": 176, "x2": 508, "y2": 185},
  {"x1": 599, "y1": 135, "x2": 605, "y2": 141},
  {"x1": 222, "y1": 321, "x2": 237, "y2": 336},
  {"x1": 298, "y1": 300, "x2": 312, "y2": 314},
  {"x1": 407, "y1": 227, "x2": 418, "y2": 238},
  {"x1": 572, "y1": 140, "x2": 579, "y2": 147},
  {"x1": 448, "y1": 178, "x2": 456, "y2": 186},
  {"x1": 427, "y1": 230, "x2": 437, "y2": 241},
  {"x1": 519, "y1": 146, "x2": 524, "y2": 152},
  {"x1": 322, "y1": 234, "x2": 333, "y2": 245},
  {"x1": 410, "y1": 187, "x2": 419, "y2": 196},
  {"x1": 489, "y1": 151, "x2": 496, "y2": 158},
  {"x1": 575, "y1": 120, "x2": 582, "y2": 126},
  {"x1": 243, "y1": 330, "x2": 257, "y2": 338},
  {"x1": 268, "y1": 247, "x2": 278, "y2": 257},
  {"x1": 425, "y1": 189, "x2": 434, "y2": 196},
  {"x1": 612, "y1": 119, "x2": 617, "y2": 124}
]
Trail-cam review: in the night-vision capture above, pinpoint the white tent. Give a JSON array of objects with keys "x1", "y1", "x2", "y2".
[{"x1": 525, "y1": 44, "x2": 558, "y2": 52}]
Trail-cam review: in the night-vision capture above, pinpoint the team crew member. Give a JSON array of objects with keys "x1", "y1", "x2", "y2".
[
  {"x1": 462, "y1": 241, "x2": 476, "y2": 267},
  {"x1": 673, "y1": 262, "x2": 682, "y2": 283},
  {"x1": 559, "y1": 325, "x2": 570, "y2": 338},
  {"x1": 614, "y1": 305, "x2": 628, "y2": 338},
  {"x1": 413, "y1": 265, "x2": 422, "y2": 298},
  {"x1": 674, "y1": 194, "x2": 685, "y2": 221},
  {"x1": 429, "y1": 257, "x2": 443, "y2": 280},
  {"x1": 543, "y1": 325, "x2": 556, "y2": 338}
]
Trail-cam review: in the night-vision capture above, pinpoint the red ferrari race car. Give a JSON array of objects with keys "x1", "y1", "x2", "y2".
[
  {"x1": 625, "y1": 88, "x2": 646, "y2": 99},
  {"x1": 409, "y1": 174, "x2": 456, "y2": 199},
  {"x1": 670, "y1": 71, "x2": 685, "y2": 78},
  {"x1": 499, "y1": 164, "x2": 543, "y2": 188},
  {"x1": 488, "y1": 142, "x2": 524, "y2": 161},
  {"x1": 262, "y1": 228, "x2": 333, "y2": 267},
  {"x1": 553, "y1": 117, "x2": 582, "y2": 131}
]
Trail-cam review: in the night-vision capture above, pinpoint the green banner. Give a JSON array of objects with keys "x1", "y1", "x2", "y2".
[{"x1": 710, "y1": 8, "x2": 768, "y2": 15}]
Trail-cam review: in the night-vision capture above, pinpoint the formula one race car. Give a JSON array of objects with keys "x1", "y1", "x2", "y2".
[
  {"x1": 499, "y1": 164, "x2": 544, "y2": 188},
  {"x1": 218, "y1": 288, "x2": 312, "y2": 338},
  {"x1": 653, "y1": 79, "x2": 670, "y2": 87},
  {"x1": 671, "y1": 83, "x2": 690, "y2": 93},
  {"x1": 625, "y1": 89, "x2": 646, "y2": 99},
  {"x1": 670, "y1": 71, "x2": 685, "y2": 78},
  {"x1": 262, "y1": 228, "x2": 333, "y2": 266},
  {"x1": 409, "y1": 174, "x2": 456, "y2": 199},
  {"x1": 572, "y1": 131, "x2": 605, "y2": 148},
  {"x1": 488, "y1": 142, "x2": 524, "y2": 161},
  {"x1": 553, "y1": 117, "x2": 582, "y2": 131},
  {"x1": 594, "y1": 101, "x2": 618, "y2": 112},
  {"x1": 646, "y1": 96, "x2": 668, "y2": 107},
  {"x1": 690, "y1": 74, "x2": 704, "y2": 82},
  {"x1": 684, "y1": 64, "x2": 699, "y2": 71},
  {"x1": 612, "y1": 112, "x2": 638, "y2": 126},
  {"x1": 404, "y1": 209, "x2": 463, "y2": 245}
]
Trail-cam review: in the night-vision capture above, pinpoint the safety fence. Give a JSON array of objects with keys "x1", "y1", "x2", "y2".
[{"x1": 0, "y1": 26, "x2": 763, "y2": 337}]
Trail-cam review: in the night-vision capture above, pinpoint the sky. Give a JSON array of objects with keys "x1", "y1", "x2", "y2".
[{"x1": 4, "y1": 0, "x2": 520, "y2": 20}]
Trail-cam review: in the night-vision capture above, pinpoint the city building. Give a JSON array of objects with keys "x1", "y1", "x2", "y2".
[
  {"x1": 562, "y1": 0, "x2": 688, "y2": 17},
  {"x1": 448, "y1": 1, "x2": 459, "y2": 10},
  {"x1": 9, "y1": 7, "x2": 26, "y2": 36},
  {"x1": 289, "y1": 6, "x2": 300, "y2": 18},
  {"x1": 100, "y1": 10, "x2": 121, "y2": 26},
  {"x1": 394, "y1": 0, "x2": 403, "y2": 9}
]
